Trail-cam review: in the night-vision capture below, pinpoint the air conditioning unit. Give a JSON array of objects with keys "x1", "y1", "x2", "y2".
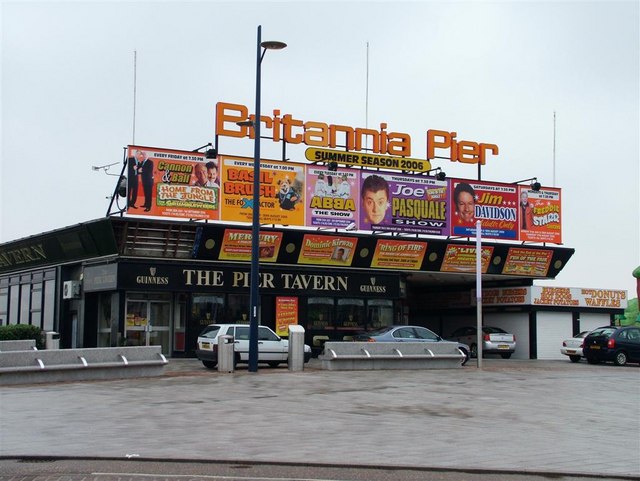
[{"x1": 63, "y1": 280, "x2": 81, "y2": 299}]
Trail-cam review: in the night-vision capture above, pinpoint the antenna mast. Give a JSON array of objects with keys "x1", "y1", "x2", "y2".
[
  {"x1": 365, "y1": 41, "x2": 369, "y2": 150},
  {"x1": 553, "y1": 110, "x2": 556, "y2": 186},
  {"x1": 132, "y1": 50, "x2": 137, "y2": 144}
]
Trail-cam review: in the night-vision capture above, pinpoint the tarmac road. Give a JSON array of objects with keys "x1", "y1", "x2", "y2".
[{"x1": 1, "y1": 358, "x2": 638, "y2": 480}]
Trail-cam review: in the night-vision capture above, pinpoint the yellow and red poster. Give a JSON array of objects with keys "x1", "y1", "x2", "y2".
[
  {"x1": 218, "y1": 229, "x2": 283, "y2": 262},
  {"x1": 371, "y1": 239, "x2": 427, "y2": 270},
  {"x1": 297, "y1": 234, "x2": 357, "y2": 265},
  {"x1": 440, "y1": 244, "x2": 493, "y2": 273},
  {"x1": 219, "y1": 155, "x2": 305, "y2": 226},
  {"x1": 517, "y1": 186, "x2": 562, "y2": 243},
  {"x1": 126, "y1": 145, "x2": 220, "y2": 220},
  {"x1": 275, "y1": 297, "x2": 298, "y2": 336},
  {"x1": 502, "y1": 247, "x2": 553, "y2": 276}
]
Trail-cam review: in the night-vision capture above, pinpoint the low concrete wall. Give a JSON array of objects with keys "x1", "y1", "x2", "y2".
[
  {"x1": 319, "y1": 341, "x2": 465, "y2": 371},
  {"x1": 0, "y1": 340, "x2": 37, "y2": 351},
  {"x1": 0, "y1": 346, "x2": 168, "y2": 385}
]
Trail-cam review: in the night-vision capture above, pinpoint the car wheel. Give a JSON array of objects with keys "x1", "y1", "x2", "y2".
[
  {"x1": 470, "y1": 344, "x2": 478, "y2": 358},
  {"x1": 586, "y1": 356, "x2": 600, "y2": 365},
  {"x1": 202, "y1": 360, "x2": 217, "y2": 369},
  {"x1": 268, "y1": 361, "x2": 280, "y2": 368},
  {"x1": 569, "y1": 355, "x2": 581, "y2": 363},
  {"x1": 500, "y1": 353, "x2": 512, "y2": 359},
  {"x1": 614, "y1": 351, "x2": 628, "y2": 366}
]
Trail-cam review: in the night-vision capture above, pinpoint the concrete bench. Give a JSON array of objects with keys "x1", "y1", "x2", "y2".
[
  {"x1": 0, "y1": 339, "x2": 37, "y2": 351},
  {"x1": 0, "y1": 346, "x2": 168, "y2": 385},
  {"x1": 318, "y1": 341, "x2": 465, "y2": 370}
]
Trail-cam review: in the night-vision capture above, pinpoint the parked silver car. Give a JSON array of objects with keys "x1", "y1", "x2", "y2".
[
  {"x1": 560, "y1": 330, "x2": 590, "y2": 363},
  {"x1": 448, "y1": 326, "x2": 516, "y2": 359}
]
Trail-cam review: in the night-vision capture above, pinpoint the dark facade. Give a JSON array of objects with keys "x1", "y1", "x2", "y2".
[{"x1": 0, "y1": 216, "x2": 579, "y2": 358}]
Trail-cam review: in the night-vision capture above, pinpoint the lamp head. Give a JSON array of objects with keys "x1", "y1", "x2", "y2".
[
  {"x1": 436, "y1": 171, "x2": 447, "y2": 181},
  {"x1": 261, "y1": 40, "x2": 287, "y2": 50},
  {"x1": 531, "y1": 181, "x2": 541, "y2": 192},
  {"x1": 205, "y1": 148, "x2": 217, "y2": 159}
]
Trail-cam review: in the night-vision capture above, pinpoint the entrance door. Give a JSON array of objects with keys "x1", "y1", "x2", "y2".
[{"x1": 125, "y1": 293, "x2": 171, "y2": 353}]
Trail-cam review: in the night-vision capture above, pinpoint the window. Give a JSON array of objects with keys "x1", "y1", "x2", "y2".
[
  {"x1": 336, "y1": 298, "x2": 365, "y2": 331},
  {"x1": 227, "y1": 294, "x2": 249, "y2": 323},
  {"x1": 192, "y1": 294, "x2": 224, "y2": 329},
  {"x1": 307, "y1": 297, "x2": 334, "y2": 330},
  {"x1": 258, "y1": 326, "x2": 279, "y2": 341},
  {"x1": 366, "y1": 299, "x2": 393, "y2": 330}
]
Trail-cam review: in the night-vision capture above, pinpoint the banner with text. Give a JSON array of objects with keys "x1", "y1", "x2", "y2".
[
  {"x1": 126, "y1": 145, "x2": 219, "y2": 220},
  {"x1": 517, "y1": 186, "x2": 562, "y2": 243},
  {"x1": 305, "y1": 166, "x2": 359, "y2": 229}
]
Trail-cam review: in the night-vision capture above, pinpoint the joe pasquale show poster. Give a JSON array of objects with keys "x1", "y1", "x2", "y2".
[
  {"x1": 517, "y1": 186, "x2": 562, "y2": 244},
  {"x1": 359, "y1": 171, "x2": 449, "y2": 235},
  {"x1": 219, "y1": 156, "x2": 305, "y2": 226},
  {"x1": 450, "y1": 179, "x2": 518, "y2": 240},
  {"x1": 126, "y1": 145, "x2": 219, "y2": 220},
  {"x1": 305, "y1": 166, "x2": 359, "y2": 229}
]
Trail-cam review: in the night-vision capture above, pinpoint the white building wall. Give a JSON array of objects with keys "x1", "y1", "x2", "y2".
[
  {"x1": 579, "y1": 312, "x2": 611, "y2": 331},
  {"x1": 484, "y1": 312, "x2": 530, "y2": 359},
  {"x1": 536, "y1": 311, "x2": 573, "y2": 360}
]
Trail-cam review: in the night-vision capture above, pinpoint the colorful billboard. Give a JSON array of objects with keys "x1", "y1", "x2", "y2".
[
  {"x1": 126, "y1": 145, "x2": 219, "y2": 220},
  {"x1": 305, "y1": 166, "x2": 359, "y2": 229},
  {"x1": 502, "y1": 247, "x2": 553, "y2": 277},
  {"x1": 440, "y1": 245, "x2": 494, "y2": 273},
  {"x1": 450, "y1": 179, "x2": 518, "y2": 240},
  {"x1": 371, "y1": 239, "x2": 427, "y2": 270},
  {"x1": 123, "y1": 147, "x2": 562, "y2": 245},
  {"x1": 218, "y1": 229, "x2": 283, "y2": 262},
  {"x1": 518, "y1": 186, "x2": 562, "y2": 243},
  {"x1": 297, "y1": 234, "x2": 357, "y2": 266},
  {"x1": 219, "y1": 156, "x2": 305, "y2": 226},
  {"x1": 359, "y1": 172, "x2": 449, "y2": 235}
]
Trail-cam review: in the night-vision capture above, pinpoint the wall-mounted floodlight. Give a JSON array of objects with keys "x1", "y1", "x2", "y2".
[
  {"x1": 513, "y1": 177, "x2": 541, "y2": 192},
  {"x1": 192, "y1": 142, "x2": 217, "y2": 159},
  {"x1": 426, "y1": 167, "x2": 447, "y2": 181},
  {"x1": 327, "y1": 161, "x2": 338, "y2": 171},
  {"x1": 91, "y1": 162, "x2": 120, "y2": 176}
]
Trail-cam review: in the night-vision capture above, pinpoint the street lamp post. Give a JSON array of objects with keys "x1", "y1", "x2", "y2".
[{"x1": 247, "y1": 25, "x2": 286, "y2": 373}]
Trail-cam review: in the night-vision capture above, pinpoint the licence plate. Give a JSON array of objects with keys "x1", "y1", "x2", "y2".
[
  {"x1": 201, "y1": 342, "x2": 210, "y2": 349},
  {"x1": 566, "y1": 350, "x2": 576, "y2": 354},
  {"x1": 590, "y1": 345, "x2": 600, "y2": 350},
  {"x1": 498, "y1": 344, "x2": 509, "y2": 350}
]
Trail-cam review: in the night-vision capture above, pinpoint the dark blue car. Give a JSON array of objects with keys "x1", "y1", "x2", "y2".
[{"x1": 583, "y1": 326, "x2": 640, "y2": 366}]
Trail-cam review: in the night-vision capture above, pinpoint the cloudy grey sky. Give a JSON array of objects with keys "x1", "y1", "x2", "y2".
[{"x1": 1, "y1": 0, "x2": 638, "y2": 295}]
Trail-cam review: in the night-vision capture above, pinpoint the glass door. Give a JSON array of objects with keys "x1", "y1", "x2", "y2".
[{"x1": 125, "y1": 293, "x2": 172, "y2": 354}]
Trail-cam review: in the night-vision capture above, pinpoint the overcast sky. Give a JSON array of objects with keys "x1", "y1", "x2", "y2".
[{"x1": 1, "y1": 0, "x2": 638, "y2": 296}]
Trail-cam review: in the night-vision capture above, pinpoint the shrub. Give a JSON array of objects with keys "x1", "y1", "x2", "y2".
[{"x1": 0, "y1": 324, "x2": 44, "y2": 349}]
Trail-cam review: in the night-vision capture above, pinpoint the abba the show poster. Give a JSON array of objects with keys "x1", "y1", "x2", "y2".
[
  {"x1": 219, "y1": 156, "x2": 305, "y2": 226},
  {"x1": 305, "y1": 166, "x2": 359, "y2": 229},
  {"x1": 359, "y1": 171, "x2": 449, "y2": 235},
  {"x1": 126, "y1": 145, "x2": 219, "y2": 220},
  {"x1": 517, "y1": 186, "x2": 562, "y2": 244},
  {"x1": 450, "y1": 179, "x2": 518, "y2": 240}
]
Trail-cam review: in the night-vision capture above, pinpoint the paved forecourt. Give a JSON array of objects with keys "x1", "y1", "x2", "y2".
[{"x1": 0, "y1": 359, "x2": 638, "y2": 478}]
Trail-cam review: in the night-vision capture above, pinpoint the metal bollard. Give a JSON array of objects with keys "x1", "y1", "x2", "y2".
[
  {"x1": 45, "y1": 332, "x2": 60, "y2": 350},
  {"x1": 288, "y1": 325, "x2": 305, "y2": 371},
  {"x1": 217, "y1": 335, "x2": 235, "y2": 373}
]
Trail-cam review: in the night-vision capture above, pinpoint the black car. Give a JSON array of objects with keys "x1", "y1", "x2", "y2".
[{"x1": 582, "y1": 326, "x2": 640, "y2": 366}]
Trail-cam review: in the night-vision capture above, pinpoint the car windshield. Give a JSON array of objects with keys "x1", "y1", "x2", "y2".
[
  {"x1": 590, "y1": 327, "x2": 616, "y2": 337},
  {"x1": 483, "y1": 327, "x2": 507, "y2": 334},
  {"x1": 199, "y1": 325, "x2": 221, "y2": 339},
  {"x1": 366, "y1": 326, "x2": 395, "y2": 336}
]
